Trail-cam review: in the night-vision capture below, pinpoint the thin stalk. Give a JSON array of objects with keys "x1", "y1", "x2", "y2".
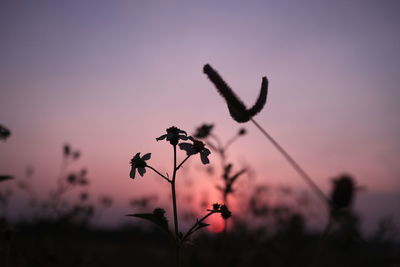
[
  {"x1": 171, "y1": 145, "x2": 180, "y2": 267},
  {"x1": 147, "y1": 165, "x2": 171, "y2": 183},
  {"x1": 209, "y1": 134, "x2": 227, "y2": 172},
  {"x1": 182, "y1": 211, "x2": 215, "y2": 243},
  {"x1": 250, "y1": 118, "x2": 328, "y2": 204},
  {"x1": 222, "y1": 193, "x2": 229, "y2": 233},
  {"x1": 223, "y1": 134, "x2": 239, "y2": 151},
  {"x1": 176, "y1": 155, "x2": 191, "y2": 170}
]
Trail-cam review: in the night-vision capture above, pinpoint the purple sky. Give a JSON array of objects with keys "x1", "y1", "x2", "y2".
[{"x1": 1, "y1": 1, "x2": 399, "y2": 232}]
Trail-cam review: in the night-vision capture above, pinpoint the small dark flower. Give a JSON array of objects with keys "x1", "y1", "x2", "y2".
[
  {"x1": 130, "y1": 152, "x2": 151, "y2": 179},
  {"x1": 67, "y1": 174, "x2": 77, "y2": 184},
  {"x1": 63, "y1": 144, "x2": 70, "y2": 157},
  {"x1": 212, "y1": 203, "x2": 221, "y2": 210},
  {"x1": 220, "y1": 205, "x2": 232, "y2": 219},
  {"x1": 156, "y1": 126, "x2": 189, "y2": 146},
  {"x1": 194, "y1": 124, "x2": 214, "y2": 138},
  {"x1": 238, "y1": 128, "x2": 246, "y2": 136},
  {"x1": 179, "y1": 139, "x2": 211, "y2": 164},
  {"x1": 0, "y1": 125, "x2": 11, "y2": 141}
]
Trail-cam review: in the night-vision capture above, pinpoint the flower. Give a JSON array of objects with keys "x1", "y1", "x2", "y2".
[
  {"x1": 130, "y1": 152, "x2": 151, "y2": 179},
  {"x1": 194, "y1": 124, "x2": 214, "y2": 138},
  {"x1": 220, "y1": 205, "x2": 232, "y2": 219},
  {"x1": 0, "y1": 125, "x2": 11, "y2": 141},
  {"x1": 179, "y1": 139, "x2": 211, "y2": 164},
  {"x1": 156, "y1": 126, "x2": 189, "y2": 146},
  {"x1": 67, "y1": 174, "x2": 77, "y2": 184},
  {"x1": 212, "y1": 203, "x2": 221, "y2": 210},
  {"x1": 208, "y1": 203, "x2": 232, "y2": 219}
]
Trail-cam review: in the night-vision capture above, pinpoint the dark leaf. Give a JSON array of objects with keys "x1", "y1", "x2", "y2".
[
  {"x1": 127, "y1": 209, "x2": 170, "y2": 234},
  {"x1": 196, "y1": 221, "x2": 210, "y2": 230},
  {"x1": 0, "y1": 175, "x2": 13, "y2": 182}
]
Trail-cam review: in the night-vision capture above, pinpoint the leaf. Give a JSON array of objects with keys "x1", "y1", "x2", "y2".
[
  {"x1": 196, "y1": 221, "x2": 210, "y2": 230},
  {"x1": 126, "y1": 208, "x2": 170, "y2": 235},
  {"x1": 0, "y1": 175, "x2": 13, "y2": 182}
]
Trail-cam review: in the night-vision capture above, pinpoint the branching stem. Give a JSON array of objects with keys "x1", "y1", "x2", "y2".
[
  {"x1": 181, "y1": 211, "x2": 215, "y2": 243},
  {"x1": 147, "y1": 165, "x2": 171, "y2": 183}
]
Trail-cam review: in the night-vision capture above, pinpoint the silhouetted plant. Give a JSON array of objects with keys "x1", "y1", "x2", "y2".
[
  {"x1": 0, "y1": 124, "x2": 13, "y2": 183},
  {"x1": 328, "y1": 174, "x2": 361, "y2": 238},
  {"x1": 126, "y1": 126, "x2": 231, "y2": 266},
  {"x1": 15, "y1": 166, "x2": 39, "y2": 217},
  {"x1": 311, "y1": 174, "x2": 362, "y2": 266},
  {"x1": 203, "y1": 64, "x2": 328, "y2": 204},
  {"x1": 193, "y1": 123, "x2": 247, "y2": 231},
  {"x1": 35, "y1": 144, "x2": 92, "y2": 223}
]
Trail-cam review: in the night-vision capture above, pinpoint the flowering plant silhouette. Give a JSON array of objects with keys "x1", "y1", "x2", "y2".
[
  {"x1": 127, "y1": 126, "x2": 231, "y2": 267},
  {"x1": 193, "y1": 123, "x2": 247, "y2": 231}
]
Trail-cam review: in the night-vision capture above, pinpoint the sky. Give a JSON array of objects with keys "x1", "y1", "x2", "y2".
[{"x1": 1, "y1": 0, "x2": 399, "y2": 232}]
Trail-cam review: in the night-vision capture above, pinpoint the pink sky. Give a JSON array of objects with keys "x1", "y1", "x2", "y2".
[{"x1": 1, "y1": 1, "x2": 399, "y2": 232}]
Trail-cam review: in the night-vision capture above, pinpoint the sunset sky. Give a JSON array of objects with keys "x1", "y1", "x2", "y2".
[{"x1": 1, "y1": 1, "x2": 399, "y2": 232}]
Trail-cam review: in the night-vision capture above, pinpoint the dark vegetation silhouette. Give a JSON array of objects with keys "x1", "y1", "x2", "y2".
[
  {"x1": 127, "y1": 126, "x2": 231, "y2": 266},
  {"x1": 193, "y1": 123, "x2": 247, "y2": 232},
  {"x1": 0, "y1": 64, "x2": 399, "y2": 266},
  {"x1": 0, "y1": 125, "x2": 13, "y2": 183}
]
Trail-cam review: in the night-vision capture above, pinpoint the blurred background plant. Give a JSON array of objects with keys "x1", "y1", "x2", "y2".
[{"x1": 193, "y1": 123, "x2": 248, "y2": 231}]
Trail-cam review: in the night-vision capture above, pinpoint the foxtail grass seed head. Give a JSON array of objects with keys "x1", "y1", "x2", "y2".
[{"x1": 203, "y1": 64, "x2": 268, "y2": 123}]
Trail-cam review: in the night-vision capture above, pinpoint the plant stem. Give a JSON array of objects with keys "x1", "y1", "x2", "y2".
[
  {"x1": 250, "y1": 118, "x2": 328, "y2": 204},
  {"x1": 182, "y1": 211, "x2": 215, "y2": 242},
  {"x1": 223, "y1": 134, "x2": 239, "y2": 151},
  {"x1": 176, "y1": 155, "x2": 190, "y2": 170},
  {"x1": 147, "y1": 165, "x2": 171, "y2": 183},
  {"x1": 171, "y1": 145, "x2": 180, "y2": 267},
  {"x1": 223, "y1": 193, "x2": 228, "y2": 233}
]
